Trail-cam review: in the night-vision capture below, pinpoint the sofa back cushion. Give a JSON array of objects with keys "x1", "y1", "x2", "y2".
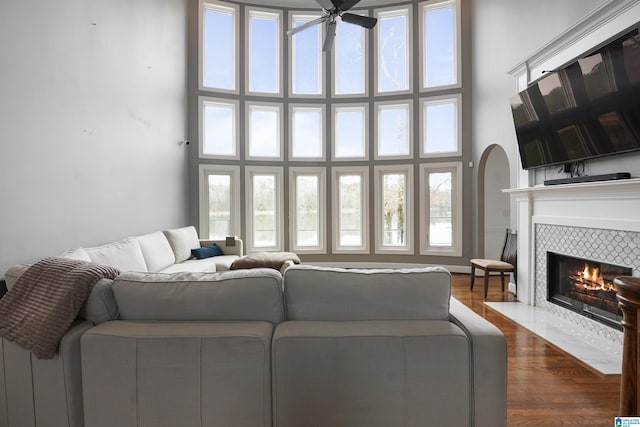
[
  {"x1": 85, "y1": 238, "x2": 148, "y2": 272},
  {"x1": 112, "y1": 269, "x2": 284, "y2": 323},
  {"x1": 59, "y1": 247, "x2": 91, "y2": 262},
  {"x1": 284, "y1": 265, "x2": 451, "y2": 321},
  {"x1": 136, "y1": 231, "x2": 176, "y2": 272},
  {"x1": 79, "y1": 278, "x2": 119, "y2": 324},
  {"x1": 163, "y1": 226, "x2": 201, "y2": 263}
]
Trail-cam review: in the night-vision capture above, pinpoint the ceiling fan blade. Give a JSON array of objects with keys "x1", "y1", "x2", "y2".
[
  {"x1": 287, "y1": 15, "x2": 328, "y2": 37},
  {"x1": 315, "y1": 0, "x2": 335, "y2": 11},
  {"x1": 339, "y1": 0, "x2": 362, "y2": 12},
  {"x1": 341, "y1": 13, "x2": 377, "y2": 29},
  {"x1": 323, "y1": 20, "x2": 337, "y2": 52}
]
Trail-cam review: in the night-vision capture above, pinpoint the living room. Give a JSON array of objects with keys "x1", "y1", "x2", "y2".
[{"x1": 1, "y1": 0, "x2": 640, "y2": 426}]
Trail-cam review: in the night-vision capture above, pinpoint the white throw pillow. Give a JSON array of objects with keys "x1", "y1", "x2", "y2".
[
  {"x1": 85, "y1": 237, "x2": 148, "y2": 272},
  {"x1": 136, "y1": 231, "x2": 176, "y2": 272},
  {"x1": 163, "y1": 226, "x2": 201, "y2": 263}
]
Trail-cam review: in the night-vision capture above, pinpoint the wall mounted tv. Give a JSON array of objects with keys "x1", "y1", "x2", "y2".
[{"x1": 510, "y1": 27, "x2": 640, "y2": 170}]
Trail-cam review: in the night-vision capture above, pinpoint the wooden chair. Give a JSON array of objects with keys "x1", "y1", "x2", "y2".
[{"x1": 470, "y1": 229, "x2": 517, "y2": 299}]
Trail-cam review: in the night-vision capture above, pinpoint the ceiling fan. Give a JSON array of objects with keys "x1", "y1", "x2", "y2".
[{"x1": 286, "y1": 0, "x2": 377, "y2": 52}]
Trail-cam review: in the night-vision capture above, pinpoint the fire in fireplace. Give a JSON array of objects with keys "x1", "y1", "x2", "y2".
[{"x1": 547, "y1": 252, "x2": 631, "y2": 331}]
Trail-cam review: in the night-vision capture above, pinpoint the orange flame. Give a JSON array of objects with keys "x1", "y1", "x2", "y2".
[{"x1": 574, "y1": 263, "x2": 615, "y2": 292}]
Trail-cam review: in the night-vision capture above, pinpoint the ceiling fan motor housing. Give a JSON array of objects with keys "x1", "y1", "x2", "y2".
[{"x1": 286, "y1": 0, "x2": 377, "y2": 52}]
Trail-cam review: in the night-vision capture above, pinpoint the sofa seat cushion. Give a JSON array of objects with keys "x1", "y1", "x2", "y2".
[
  {"x1": 136, "y1": 231, "x2": 176, "y2": 272},
  {"x1": 82, "y1": 320, "x2": 273, "y2": 427},
  {"x1": 158, "y1": 254, "x2": 239, "y2": 273},
  {"x1": 211, "y1": 255, "x2": 239, "y2": 271},
  {"x1": 163, "y1": 226, "x2": 200, "y2": 263},
  {"x1": 272, "y1": 320, "x2": 471, "y2": 427},
  {"x1": 158, "y1": 258, "x2": 218, "y2": 274},
  {"x1": 112, "y1": 269, "x2": 284, "y2": 323},
  {"x1": 284, "y1": 265, "x2": 451, "y2": 321},
  {"x1": 85, "y1": 238, "x2": 147, "y2": 272}
]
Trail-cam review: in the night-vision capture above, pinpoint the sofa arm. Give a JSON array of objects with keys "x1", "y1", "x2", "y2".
[
  {"x1": 0, "y1": 319, "x2": 92, "y2": 427},
  {"x1": 448, "y1": 297, "x2": 507, "y2": 427},
  {"x1": 199, "y1": 238, "x2": 243, "y2": 257}
]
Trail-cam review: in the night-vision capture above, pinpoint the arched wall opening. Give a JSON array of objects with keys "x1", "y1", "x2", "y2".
[{"x1": 477, "y1": 144, "x2": 510, "y2": 259}]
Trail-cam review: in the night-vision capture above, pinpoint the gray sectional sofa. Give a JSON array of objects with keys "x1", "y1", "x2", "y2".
[{"x1": 0, "y1": 262, "x2": 507, "y2": 427}]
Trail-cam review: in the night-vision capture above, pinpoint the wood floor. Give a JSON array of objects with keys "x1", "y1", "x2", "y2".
[{"x1": 451, "y1": 273, "x2": 621, "y2": 426}]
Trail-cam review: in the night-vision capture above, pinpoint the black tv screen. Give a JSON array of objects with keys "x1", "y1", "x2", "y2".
[{"x1": 511, "y1": 28, "x2": 640, "y2": 170}]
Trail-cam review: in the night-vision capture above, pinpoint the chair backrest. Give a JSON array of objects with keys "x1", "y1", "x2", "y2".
[{"x1": 500, "y1": 229, "x2": 517, "y2": 267}]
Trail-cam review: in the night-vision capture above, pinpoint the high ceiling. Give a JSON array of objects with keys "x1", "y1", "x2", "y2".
[{"x1": 231, "y1": 0, "x2": 399, "y2": 8}]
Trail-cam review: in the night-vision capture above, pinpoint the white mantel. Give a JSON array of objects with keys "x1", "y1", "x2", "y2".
[{"x1": 504, "y1": 178, "x2": 640, "y2": 305}]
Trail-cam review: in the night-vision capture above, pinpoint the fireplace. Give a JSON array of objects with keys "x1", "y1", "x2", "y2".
[{"x1": 547, "y1": 252, "x2": 630, "y2": 331}]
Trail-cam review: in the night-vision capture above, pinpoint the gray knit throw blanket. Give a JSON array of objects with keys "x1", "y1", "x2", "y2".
[{"x1": 0, "y1": 257, "x2": 120, "y2": 359}]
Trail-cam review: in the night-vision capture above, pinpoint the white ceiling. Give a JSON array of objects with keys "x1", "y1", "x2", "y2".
[{"x1": 231, "y1": 0, "x2": 400, "y2": 8}]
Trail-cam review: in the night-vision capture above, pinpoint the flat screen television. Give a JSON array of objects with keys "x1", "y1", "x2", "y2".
[{"x1": 511, "y1": 27, "x2": 640, "y2": 170}]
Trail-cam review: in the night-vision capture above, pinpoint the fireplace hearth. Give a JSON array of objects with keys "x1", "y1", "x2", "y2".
[{"x1": 547, "y1": 252, "x2": 630, "y2": 331}]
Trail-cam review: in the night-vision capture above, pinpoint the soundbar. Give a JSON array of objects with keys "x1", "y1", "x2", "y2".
[{"x1": 544, "y1": 172, "x2": 631, "y2": 186}]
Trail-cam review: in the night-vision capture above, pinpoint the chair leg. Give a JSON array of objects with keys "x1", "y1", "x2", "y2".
[
  {"x1": 470, "y1": 266, "x2": 476, "y2": 291},
  {"x1": 484, "y1": 271, "x2": 490, "y2": 299},
  {"x1": 500, "y1": 272, "x2": 505, "y2": 292}
]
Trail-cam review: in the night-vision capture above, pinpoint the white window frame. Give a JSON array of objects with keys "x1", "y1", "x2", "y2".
[
  {"x1": 332, "y1": 103, "x2": 369, "y2": 161},
  {"x1": 419, "y1": 162, "x2": 462, "y2": 256},
  {"x1": 332, "y1": 11, "x2": 369, "y2": 98},
  {"x1": 289, "y1": 103, "x2": 326, "y2": 161},
  {"x1": 420, "y1": 94, "x2": 462, "y2": 158},
  {"x1": 246, "y1": 101, "x2": 284, "y2": 161},
  {"x1": 374, "y1": 99, "x2": 414, "y2": 160},
  {"x1": 374, "y1": 164, "x2": 414, "y2": 254},
  {"x1": 199, "y1": 0, "x2": 239, "y2": 94},
  {"x1": 198, "y1": 164, "x2": 241, "y2": 240},
  {"x1": 332, "y1": 166, "x2": 370, "y2": 254},
  {"x1": 419, "y1": 0, "x2": 461, "y2": 92},
  {"x1": 198, "y1": 96, "x2": 239, "y2": 160},
  {"x1": 245, "y1": 166, "x2": 284, "y2": 253},
  {"x1": 245, "y1": 7, "x2": 283, "y2": 97},
  {"x1": 288, "y1": 11, "x2": 325, "y2": 99},
  {"x1": 374, "y1": 4, "x2": 413, "y2": 96},
  {"x1": 289, "y1": 167, "x2": 327, "y2": 254}
]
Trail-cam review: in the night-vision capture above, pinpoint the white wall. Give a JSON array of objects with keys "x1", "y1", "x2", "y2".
[{"x1": 0, "y1": 0, "x2": 189, "y2": 275}]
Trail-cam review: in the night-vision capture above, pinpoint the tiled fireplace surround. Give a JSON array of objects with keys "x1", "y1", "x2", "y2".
[
  {"x1": 535, "y1": 223, "x2": 640, "y2": 343},
  {"x1": 492, "y1": 179, "x2": 640, "y2": 374}
]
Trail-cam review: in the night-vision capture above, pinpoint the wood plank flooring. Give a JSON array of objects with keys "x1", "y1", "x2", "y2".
[{"x1": 451, "y1": 273, "x2": 621, "y2": 426}]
